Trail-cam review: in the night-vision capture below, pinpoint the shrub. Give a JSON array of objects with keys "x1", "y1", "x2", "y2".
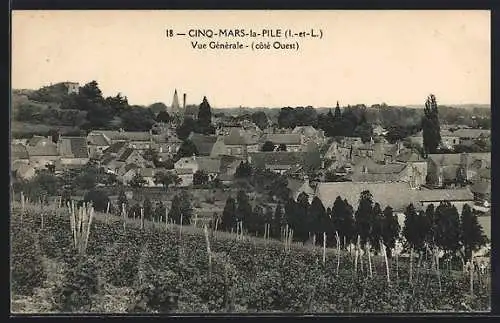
[
  {"x1": 83, "y1": 189, "x2": 110, "y2": 212},
  {"x1": 54, "y1": 255, "x2": 99, "y2": 312},
  {"x1": 11, "y1": 228, "x2": 47, "y2": 295}
]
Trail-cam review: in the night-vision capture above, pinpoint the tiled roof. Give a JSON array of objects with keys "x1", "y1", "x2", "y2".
[
  {"x1": 27, "y1": 136, "x2": 49, "y2": 147},
  {"x1": 87, "y1": 133, "x2": 110, "y2": 146},
  {"x1": 249, "y1": 151, "x2": 322, "y2": 170},
  {"x1": 16, "y1": 164, "x2": 35, "y2": 177},
  {"x1": 11, "y1": 144, "x2": 29, "y2": 160},
  {"x1": 415, "y1": 188, "x2": 474, "y2": 202},
  {"x1": 315, "y1": 182, "x2": 414, "y2": 212},
  {"x1": 395, "y1": 150, "x2": 425, "y2": 163},
  {"x1": 139, "y1": 168, "x2": 156, "y2": 178},
  {"x1": 292, "y1": 126, "x2": 319, "y2": 137},
  {"x1": 441, "y1": 129, "x2": 491, "y2": 139},
  {"x1": 26, "y1": 143, "x2": 59, "y2": 156},
  {"x1": 210, "y1": 137, "x2": 228, "y2": 157},
  {"x1": 172, "y1": 168, "x2": 194, "y2": 175},
  {"x1": 59, "y1": 137, "x2": 89, "y2": 159},
  {"x1": 117, "y1": 148, "x2": 134, "y2": 162},
  {"x1": 196, "y1": 157, "x2": 222, "y2": 173},
  {"x1": 429, "y1": 153, "x2": 491, "y2": 168},
  {"x1": 189, "y1": 133, "x2": 218, "y2": 156},
  {"x1": 223, "y1": 128, "x2": 258, "y2": 145},
  {"x1": 103, "y1": 141, "x2": 128, "y2": 154},
  {"x1": 11, "y1": 160, "x2": 28, "y2": 171},
  {"x1": 264, "y1": 133, "x2": 302, "y2": 145},
  {"x1": 348, "y1": 172, "x2": 405, "y2": 183},
  {"x1": 471, "y1": 181, "x2": 491, "y2": 195},
  {"x1": 91, "y1": 130, "x2": 151, "y2": 142}
]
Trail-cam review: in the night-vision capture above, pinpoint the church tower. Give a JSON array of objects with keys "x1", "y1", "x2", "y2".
[{"x1": 170, "y1": 89, "x2": 180, "y2": 115}]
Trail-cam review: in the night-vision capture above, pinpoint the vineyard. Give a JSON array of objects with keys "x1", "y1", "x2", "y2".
[{"x1": 10, "y1": 202, "x2": 491, "y2": 314}]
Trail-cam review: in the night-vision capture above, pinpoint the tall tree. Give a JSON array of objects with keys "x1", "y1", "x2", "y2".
[
  {"x1": 197, "y1": 96, "x2": 213, "y2": 134},
  {"x1": 381, "y1": 206, "x2": 400, "y2": 258},
  {"x1": 179, "y1": 191, "x2": 193, "y2": 225},
  {"x1": 129, "y1": 172, "x2": 147, "y2": 188},
  {"x1": 117, "y1": 189, "x2": 128, "y2": 214},
  {"x1": 296, "y1": 192, "x2": 310, "y2": 242},
  {"x1": 251, "y1": 111, "x2": 269, "y2": 130},
  {"x1": 435, "y1": 202, "x2": 461, "y2": 258},
  {"x1": 236, "y1": 190, "x2": 252, "y2": 228},
  {"x1": 234, "y1": 161, "x2": 252, "y2": 178},
  {"x1": 272, "y1": 203, "x2": 285, "y2": 238},
  {"x1": 155, "y1": 111, "x2": 171, "y2": 123},
  {"x1": 309, "y1": 196, "x2": 327, "y2": 244},
  {"x1": 460, "y1": 204, "x2": 488, "y2": 261},
  {"x1": 402, "y1": 203, "x2": 425, "y2": 252},
  {"x1": 261, "y1": 141, "x2": 275, "y2": 152},
  {"x1": 168, "y1": 195, "x2": 182, "y2": 224},
  {"x1": 369, "y1": 203, "x2": 384, "y2": 253},
  {"x1": 175, "y1": 140, "x2": 198, "y2": 160},
  {"x1": 154, "y1": 201, "x2": 166, "y2": 222},
  {"x1": 355, "y1": 190, "x2": 374, "y2": 246},
  {"x1": 143, "y1": 197, "x2": 153, "y2": 221},
  {"x1": 193, "y1": 170, "x2": 209, "y2": 185},
  {"x1": 422, "y1": 94, "x2": 441, "y2": 155},
  {"x1": 221, "y1": 197, "x2": 237, "y2": 231}
]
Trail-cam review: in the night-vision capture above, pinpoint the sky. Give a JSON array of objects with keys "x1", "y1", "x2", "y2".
[{"x1": 12, "y1": 10, "x2": 490, "y2": 108}]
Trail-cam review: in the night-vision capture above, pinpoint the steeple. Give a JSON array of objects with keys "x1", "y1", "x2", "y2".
[{"x1": 171, "y1": 89, "x2": 180, "y2": 114}]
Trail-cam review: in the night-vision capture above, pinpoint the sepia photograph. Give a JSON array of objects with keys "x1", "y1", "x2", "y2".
[{"x1": 10, "y1": 10, "x2": 491, "y2": 314}]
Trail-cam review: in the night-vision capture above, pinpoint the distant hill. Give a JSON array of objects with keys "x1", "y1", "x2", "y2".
[{"x1": 406, "y1": 104, "x2": 490, "y2": 110}]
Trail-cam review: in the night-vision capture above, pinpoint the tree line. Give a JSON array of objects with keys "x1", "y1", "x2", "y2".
[{"x1": 217, "y1": 189, "x2": 487, "y2": 262}]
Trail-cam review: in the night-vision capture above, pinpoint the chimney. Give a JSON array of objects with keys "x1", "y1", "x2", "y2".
[
  {"x1": 438, "y1": 165, "x2": 443, "y2": 187},
  {"x1": 304, "y1": 175, "x2": 309, "y2": 186},
  {"x1": 183, "y1": 93, "x2": 186, "y2": 110}
]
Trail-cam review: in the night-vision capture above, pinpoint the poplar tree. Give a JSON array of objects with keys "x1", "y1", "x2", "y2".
[
  {"x1": 422, "y1": 94, "x2": 441, "y2": 155},
  {"x1": 460, "y1": 204, "x2": 488, "y2": 261},
  {"x1": 221, "y1": 197, "x2": 237, "y2": 231}
]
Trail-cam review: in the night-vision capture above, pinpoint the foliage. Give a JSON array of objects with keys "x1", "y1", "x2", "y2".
[
  {"x1": 83, "y1": 189, "x2": 110, "y2": 212},
  {"x1": 155, "y1": 111, "x2": 171, "y2": 123},
  {"x1": 197, "y1": 96, "x2": 213, "y2": 135},
  {"x1": 422, "y1": 94, "x2": 441, "y2": 155},
  {"x1": 236, "y1": 190, "x2": 252, "y2": 225},
  {"x1": 221, "y1": 197, "x2": 237, "y2": 231},
  {"x1": 381, "y1": 206, "x2": 400, "y2": 257},
  {"x1": 129, "y1": 172, "x2": 147, "y2": 188},
  {"x1": 460, "y1": 204, "x2": 488, "y2": 261},
  {"x1": 175, "y1": 140, "x2": 198, "y2": 160},
  {"x1": 251, "y1": 111, "x2": 269, "y2": 130},
  {"x1": 11, "y1": 228, "x2": 47, "y2": 296},
  {"x1": 234, "y1": 161, "x2": 252, "y2": 178},
  {"x1": 153, "y1": 171, "x2": 181, "y2": 190},
  {"x1": 193, "y1": 170, "x2": 209, "y2": 186},
  {"x1": 54, "y1": 255, "x2": 99, "y2": 312},
  {"x1": 261, "y1": 141, "x2": 275, "y2": 152}
]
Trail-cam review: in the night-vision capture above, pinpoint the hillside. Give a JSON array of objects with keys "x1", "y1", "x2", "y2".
[{"x1": 10, "y1": 201, "x2": 491, "y2": 313}]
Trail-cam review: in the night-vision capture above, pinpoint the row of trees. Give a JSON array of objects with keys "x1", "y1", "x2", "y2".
[{"x1": 217, "y1": 189, "x2": 487, "y2": 262}]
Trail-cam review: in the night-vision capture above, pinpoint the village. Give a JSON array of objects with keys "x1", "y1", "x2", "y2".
[{"x1": 10, "y1": 84, "x2": 492, "y2": 246}]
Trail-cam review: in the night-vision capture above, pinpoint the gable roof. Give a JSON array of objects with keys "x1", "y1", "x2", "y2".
[
  {"x1": 414, "y1": 188, "x2": 474, "y2": 202},
  {"x1": 26, "y1": 143, "x2": 59, "y2": 156},
  {"x1": 196, "y1": 157, "x2": 222, "y2": 173},
  {"x1": 58, "y1": 137, "x2": 89, "y2": 159},
  {"x1": 139, "y1": 168, "x2": 156, "y2": 178},
  {"x1": 441, "y1": 129, "x2": 491, "y2": 139},
  {"x1": 264, "y1": 133, "x2": 302, "y2": 145},
  {"x1": 395, "y1": 150, "x2": 425, "y2": 163},
  {"x1": 292, "y1": 126, "x2": 319, "y2": 137},
  {"x1": 189, "y1": 133, "x2": 218, "y2": 156},
  {"x1": 87, "y1": 133, "x2": 110, "y2": 146},
  {"x1": 27, "y1": 136, "x2": 50, "y2": 147},
  {"x1": 223, "y1": 128, "x2": 258, "y2": 145},
  {"x1": 117, "y1": 148, "x2": 135, "y2": 162},
  {"x1": 429, "y1": 153, "x2": 491, "y2": 168},
  {"x1": 315, "y1": 182, "x2": 414, "y2": 211},
  {"x1": 11, "y1": 144, "x2": 29, "y2": 160},
  {"x1": 91, "y1": 130, "x2": 151, "y2": 142},
  {"x1": 249, "y1": 152, "x2": 305, "y2": 168},
  {"x1": 103, "y1": 141, "x2": 128, "y2": 155}
]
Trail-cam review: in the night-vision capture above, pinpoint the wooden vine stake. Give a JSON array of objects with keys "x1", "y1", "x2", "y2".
[
  {"x1": 140, "y1": 208, "x2": 144, "y2": 230},
  {"x1": 322, "y1": 232, "x2": 327, "y2": 265},
  {"x1": 409, "y1": 247, "x2": 413, "y2": 284},
  {"x1": 354, "y1": 235, "x2": 360, "y2": 276},
  {"x1": 335, "y1": 231, "x2": 340, "y2": 276},
  {"x1": 470, "y1": 258, "x2": 474, "y2": 297},
  {"x1": 367, "y1": 242, "x2": 373, "y2": 278},
  {"x1": 165, "y1": 207, "x2": 168, "y2": 231},
  {"x1": 106, "y1": 201, "x2": 110, "y2": 225},
  {"x1": 381, "y1": 239, "x2": 390, "y2": 285},
  {"x1": 122, "y1": 203, "x2": 126, "y2": 231},
  {"x1": 180, "y1": 213, "x2": 183, "y2": 240},
  {"x1": 20, "y1": 192, "x2": 25, "y2": 226},
  {"x1": 204, "y1": 225, "x2": 212, "y2": 278}
]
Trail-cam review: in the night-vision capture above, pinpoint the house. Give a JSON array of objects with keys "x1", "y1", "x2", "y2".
[
  {"x1": 174, "y1": 155, "x2": 221, "y2": 180},
  {"x1": 287, "y1": 176, "x2": 315, "y2": 202},
  {"x1": 394, "y1": 150, "x2": 428, "y2": 187},
  {"x1": 315, "y1": 182, "x2": 414, "y2": 212},
  {"x1": 441, "y1": 129, "x2": 491, "y2": 145},
  {"x1": 152, "y1": 134, "x2": 182, "y2": 156},
  {"x1": 223, "y1": 128, "x2": 260, "y2": 157},
  {"x1": 427, "y1": 153, "x2": 491, "y2": 187},
  {"x1": 27, "y1": 135, "x2": 53, "y2": 148},
  {"x1": 210, "y1": 137, "x2": 228, "y2": 157},
  {"x1": 440, "y1": 134, "x2": 461, "y2": 150},
  {"x1": 414, "y1": 187, "x2": 475, "y2": 214},
  {"x1": 263, "y1": 133, "x2": 303, "y2": 152},
  {"x1": 292, "y1": 126, "x2": 325, "y2": 145},
  {"x1": 248, "y1": 151, "x2": 321, "y2": 174},
  {"x1": 26, "y1": 140, "x2": 60, "y2": 170},
  {"x1": 58, "y1": 137, "x2": 90, "y2": 166},
  {"x1": 89, "y1": 130, "x2": 152, "y2": 149},
  {"x1": 347, "y1": 158, "x2": 411, "y2": 184},
  {"x1": 170, "y1": 168, "x2": 194, "y2": 187},
  {"x1": 86, "y1": 133, "x2": 111, "y2": 157},
  {"x1": 11, "y1": 144, "x2": 30, "y2": 166},
  {"x1": 102, "y1": 147, "x2": 149, "y2": 175},
  {"x1": 189, "y1": 133, "x2": 218, "y2": 156}
]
